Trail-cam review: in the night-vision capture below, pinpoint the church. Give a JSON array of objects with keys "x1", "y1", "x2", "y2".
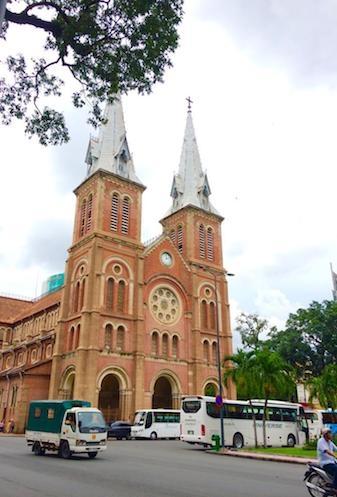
[{"x1": 0, "y1": 96, "x2": 235, "y2": 432}]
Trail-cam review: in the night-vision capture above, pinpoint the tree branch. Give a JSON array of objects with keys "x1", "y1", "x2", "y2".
[
  {"x1": 5, "y1": 8, "x2": 62, "y2": 37},
  {"x1": 22, "y1": 1, "x2": 69, "y2": 22}
]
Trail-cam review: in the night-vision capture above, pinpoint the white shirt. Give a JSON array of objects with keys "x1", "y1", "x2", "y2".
[{"x1": 317, "y1": 437, "x2": 337, "y2": 466}]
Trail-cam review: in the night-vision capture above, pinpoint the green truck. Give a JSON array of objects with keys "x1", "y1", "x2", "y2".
[{"x1": 25, "y1": 400, "x2": 107, "y2": 459}]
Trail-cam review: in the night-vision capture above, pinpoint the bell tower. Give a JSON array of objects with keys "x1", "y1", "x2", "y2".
[{"x1": 49, "y1": 95, "x2": 146, "y2": 409}]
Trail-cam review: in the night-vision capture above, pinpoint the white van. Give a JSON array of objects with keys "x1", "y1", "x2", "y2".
[{"x1": 131, "y1": 409, "x2": 180, "y2": 439}]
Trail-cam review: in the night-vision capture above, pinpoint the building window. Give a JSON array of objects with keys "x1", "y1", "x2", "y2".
[
  {"x1": 199, "y1": 224, "x2": 206, "y2": 259},
  {"x1": 209, "y1": 302, "x2": 216, "y2": 330},
  {"x1": 116, "y1": 326, "x2": 125, "y2": 351},
  {"x1": 106, "y1": 278, "x2": 114, "y2": 309},
  {"x1": 86, "y1": 194, "x2": 93, "y2": 233},
  {"x1": 117, "y1": 281, "x2": 126, "y2": 313},
  {"x1": 207, "y1": 227, "x2": 214, "y2": 261},
  {"x1": 68, "y1": 327, "x2": 75, "y2": 351},
  {"x1": 162, "y1": 333, "x2": 169, "y2": 357},
  {"x1": 172, "y1": 335, "x2": 179, "y2": 358},
  {"x1": 31, "y1": 349, "x2": 37, "y2": 363},
  {"x1": 73, "y1": 282, "x2": 80, "y2": 313},
  {"x1": 201, "y1": 300, "x2": 208, "y2": 329},
  {"x1": 111, "y1": 193, "x2": 119, "y2": 232},
  {"x1": 151, "y1": 332, "x2": 159, "y2": 355},
  {"x1": 79, "y1": 199, "x2": 87, "y2": 237},
  {"x1": 169, "y1": 229, "x2": 176, "y2": 245},
  {"x1": 75, "y1": 324, "x2": 80, "y2": 349},
  {"x1": 80, "y1": 279, "x2": 86, "y2": 310},
  {"x1": 104, "y1": 324, "x2": 112, "y2": 349},
  {"x1": 212, "y1": 341, "x2": 217, "y2": 364},
  {"x1": 121, "y1": 197, "x2": 130, "y2": 235},
  {"x1": 177, "y1": 225, "x2": 183, "y2": 253},
  {"x1": 203, "y1": 341, "x2": 210, "y2": 362}
]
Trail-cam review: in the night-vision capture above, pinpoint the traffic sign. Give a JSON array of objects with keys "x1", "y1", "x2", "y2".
[{"x1": 215, "y1": 395, "x2": 223, "y2": 407}]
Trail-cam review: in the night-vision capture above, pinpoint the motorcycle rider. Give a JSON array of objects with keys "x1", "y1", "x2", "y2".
[{"x1": 317, "y1": 428, "x2": 337, "y2": 493}]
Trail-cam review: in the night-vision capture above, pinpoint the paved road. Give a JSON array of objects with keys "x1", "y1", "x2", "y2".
[{"x1": 0, "y1": 438, "x2": 306, "y2": 497}]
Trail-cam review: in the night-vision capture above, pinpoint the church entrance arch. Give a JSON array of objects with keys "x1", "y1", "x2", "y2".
[
  {"x1": 98, "y1": 374, "x2": 120, "y2": 423},
  {"x1": 152, "y1": 377, "x2": 172, "y2": 409},
  {"x1": 60, "y1": 367, "x2": 75, "y2": 400}
]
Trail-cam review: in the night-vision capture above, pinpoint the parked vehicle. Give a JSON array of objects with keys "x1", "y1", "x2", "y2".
[
  {"x1": 304, "y1": 462, "x2": 336, "y2": 497},
  {"x1": 131, "y1": 409, "x2": 180, "y2": 439},
  {"x1": 107, "y1": 421, "x2": 131, "y2": 440},
  {"x1": 25, "y1": 400, "x2": 107, "y2": 459},
  {"x1": 305, "y1": 409, "x2": 337, "y2": 439},
  {"x1": 181, "y1": 396, "x2": 308, "y2": 448}
]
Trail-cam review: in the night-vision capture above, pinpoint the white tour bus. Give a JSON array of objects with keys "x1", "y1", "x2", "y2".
[
  {"x1": 305, "y1": 409, "x2": 337, "y2": 440},
  {"x1": 180, "y1": 396, "x2": 308, "y2": 448},
  {"x1": 131, "y1": 409, "x2": 180, "y2": 440}
]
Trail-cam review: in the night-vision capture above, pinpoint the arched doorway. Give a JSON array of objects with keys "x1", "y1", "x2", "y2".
[
  {"x1": 98, "y1": 374, "x2": 120, "y2": 422},
  {"x1": 60, "y1": 368, "x2": 75, "y2": 400},
  {"x1": 152, "y1": 377, "x2": 172, "y2": 409}
]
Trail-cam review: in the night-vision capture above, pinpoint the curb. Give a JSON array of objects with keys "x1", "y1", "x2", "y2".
[{"x1": 206, "y1": 449, "x2": 316, "y2": 465}]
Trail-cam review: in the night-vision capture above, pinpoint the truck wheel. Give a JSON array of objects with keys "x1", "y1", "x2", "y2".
[
  {"x1": 33, "y1": 442, "x2": 45, "y2": 456},
  {"x1": 150, "y1": 432, "x2": 157, "y2": 440},
  {"x1": 88, "y1": 452, "x2": 97, "y2": 459},
  {"x1": 59, "y1": 441, "x2": 71, "y2": 459}
]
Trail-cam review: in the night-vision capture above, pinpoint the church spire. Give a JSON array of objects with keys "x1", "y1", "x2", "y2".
[
  {"x1": 167, "y1": 101, "x2": 219, "y2": 216},
  {"x1": 85, "y1": 94, "x2": 142, "y2": 185}
]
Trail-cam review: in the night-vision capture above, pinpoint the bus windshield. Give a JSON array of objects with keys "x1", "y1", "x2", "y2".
[
  {"x1": 78, "y1": 411, "x2": 106, "y2": 433},
  {"x1": 134, "y1": 411, "x2": 146, "y2": 426}
]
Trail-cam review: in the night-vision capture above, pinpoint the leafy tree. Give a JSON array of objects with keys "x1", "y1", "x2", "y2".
[
  {"x1": 268, "y1": 300, "x2": 337, "y2": 379},
  {"x1": 235, "y1": 312, "x2": 276, "y2": 351},
  {"x1": 254, "y1": 348, "x2": 295, "y2": 448},
  {"x1": 307, "y1": 364, "x2": 337, "y2": 410},
  {"x1": 224, "y1": 350, "x2": 259, "y2": 448},
  {"x1": 0, "y1": 0, "x2": 184, "y2": 145}
]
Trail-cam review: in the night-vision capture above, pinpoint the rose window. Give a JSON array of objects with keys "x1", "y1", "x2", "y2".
[{"x1": 150, "y1": 287, "x2": 179, "y2": 324}]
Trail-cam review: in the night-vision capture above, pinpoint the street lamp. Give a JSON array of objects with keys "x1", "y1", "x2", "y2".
[{"x1": 198, "y1": 265, "x2": 234, "y2": 449}]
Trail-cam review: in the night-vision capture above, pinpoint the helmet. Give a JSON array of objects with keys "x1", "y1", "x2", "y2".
[{"x1": 322, "y1": 428, "x2": 332, "y2": 435}]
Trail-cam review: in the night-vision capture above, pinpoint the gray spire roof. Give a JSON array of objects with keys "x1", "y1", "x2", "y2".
[
  {"x1": 85, "y1": 95, "x2": 143, "y2": 185},
  {"x1": 167, "y1": 109, "x2": 219, "y2": 217}
]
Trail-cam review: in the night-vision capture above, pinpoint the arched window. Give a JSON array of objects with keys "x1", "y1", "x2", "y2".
[
  {"x1": 209, "y1": 302, "x2": 216, "y2": 330},
  {"x1": 117, "y1": 280, "x2": 126, "y2": 313},
  {"x1": 169, "y1": 229, "x2": 176, "y2": 245},
  {"x1": 106, "y1": 278, "x2": 114, "y2": 309},
  {"x1": 68, "y1": 327, "x2": 75, "y2": 351},
  {"x1": 111, "y1": 193, "x2": 119, "y2": 232},
  {"x1": 207, "y1": 227, "x2": 214, "y2": 261},
  {"x1": 121, "y1": 197, "x2": 130, "y2": 235},
  {"x1": 203, "y1": 340, "x2": 210, "y2": 363},
  {"x1": 73, "y1": 282, "x2": 80, "y2": 313},
  {"x1": 79, "y1": 199, "x2": 87, "y2": 237},
  {"x1": 151, "y1": 332, "x2": 159, "y2": 355},
  {"x1": 116, "y1": 326, "x2": 125, "y2": 351},
  {"x1": 80, "y1": 279, "x2": 86, "y2": 310},
  {"x1": 201, "y1": 300, "x2": 208, "y2": 329},
  {"x1": 104, "y1": 324, "x2": 112, "y2": 349},
  {"x1": 199, "y1": 224, "x2": 206, "y2": 259},
  {"x1": 162, "y1": 333, "x2": 169, "y2": 357},
  {"x1": 177, "y1": 225, "x2": 183, "y2": 253},
  {"x1": 86, "y1": 194, "x2": 93, "y2": 233},
  {"x1": 204, "y1": 382, "x2": 217, "y2": 396},
  {"x1": 212, "y1": 341, "x2": 217, "y2": 364},
  {"x1": 75, "y1": 324, "x2": 80, "y2": 349},
  {"x1": 172, "y1": 335, "x2": 179, "y2": 358}
]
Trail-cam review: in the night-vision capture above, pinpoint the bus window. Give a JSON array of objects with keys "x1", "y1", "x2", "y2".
[
  {"x1": 282, "y1": 407, "x2": 296, "y2": 422},
  {"x1": 134, "y1": 411, "x2": 146, "y2": 425},
  {"x1": 269, "y1": 407, "x2": 282, "y2": 421},
  {"x1": 145, "y1": 412, "x2": 153, "y2": 428},
  {"x1": 182, "y1": 400, "x2": 201, "y2": 413},
  {"x1": 206, "y1": 402, "x2": 221, "y2": 419}
]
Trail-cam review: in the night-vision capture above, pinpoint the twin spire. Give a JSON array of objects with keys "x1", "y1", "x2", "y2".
[{"x1": 85, "y1": 95, "x2": 218, "y2": 216}]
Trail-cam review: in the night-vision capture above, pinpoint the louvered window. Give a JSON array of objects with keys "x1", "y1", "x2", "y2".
[
  {"x1": 162, "y1": 334, "x2": 169, "y2": 357},
  {"x1": 209, "y1": 302, "x2": 216, "y2": 330},
  {"x1": 177, "y1": 225, "x2": 183, "y2": 253},
  {"x1": 172, "y1": 335, "x2": 179, "y2": 358},
  {"x1": 106, "y1": 278, "x2": 114, "y2": 309},
  {"x1": 86, "y1": 194, "x2": 93, "y2": 233},
  {"x1": 199, "y1": 224, "x2": 206, "y2": 258},
  {"x1": 203, "y1": 341, "x2": 210, "y2": 362},
  {"x1": 116, "y1": 326, "x2": 124, "y2": 351},
  {"x1": 79, "y1": 199, "x2": 87, "y2": 237},
  {"x1": 121, "y1": 197, "x2": 130, "y2": 234},
  {"x1": 207, "y1": 227, "x2": 214, "y2": 261},
  {"x1": 111, "y1": 193, "x2": 119, "y2": 232},
  {"x1": 170, "y1": 230, "x2": 176, "y2": 245},
  {"x1": 104, "y1": 324, "x2": 112, "y2": 349},
  {"x1": 201, "y1": 300, "x2": 208, "y2": 329},
  {"x1": 152, "y1": 332, "x2": 159, "y2": 355},
  {"x1": 212, "y1": 342, "x2": 217, "y2": 364},
  {"x1": 117, "y1": 280, "x2": 126, "y2": 313}
]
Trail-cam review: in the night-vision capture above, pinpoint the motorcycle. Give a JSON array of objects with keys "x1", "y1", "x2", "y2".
[{"x1": 304, "y1": 462, "x2": 336, "y2": 496}]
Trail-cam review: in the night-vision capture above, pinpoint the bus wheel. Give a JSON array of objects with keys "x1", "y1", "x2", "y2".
[
  {"x1": 233, "y1": 432, "x2": 244, "y2": 449},
  {"x1": 33, "y1": 442, "x2": 45, "y2": 456},
  {"x1": 59, "y1": 441, "x2": 72, "y2": 459},
  {"x1": 150, "y1": 432, "x2": 158, "y2": 440},
  {"x1": 287, "y1": 434, "x2": 296, "y2": 447}
]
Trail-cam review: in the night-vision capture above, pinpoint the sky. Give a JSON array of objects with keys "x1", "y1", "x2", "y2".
[{"x1": 1, "y1": 0, "x2": 337, "y2": 346}]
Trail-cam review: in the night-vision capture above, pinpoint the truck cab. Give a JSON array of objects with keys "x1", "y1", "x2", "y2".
[{"x1": 25, "y1": 400, "x2": 107, "y2": 459}]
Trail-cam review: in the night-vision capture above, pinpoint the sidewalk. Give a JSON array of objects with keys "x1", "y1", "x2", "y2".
[{"x1": 207, "y1": 448, "x2": 316, "y2": 465}]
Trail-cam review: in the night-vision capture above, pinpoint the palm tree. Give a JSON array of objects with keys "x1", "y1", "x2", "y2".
[
  {"x1": 307, "y1": 364, "x2": 337, "y2": 410},
  {"x1": 254, "y1": 348, "x2": 295, "y2": 448},
  {"x1": 224, "y1": 350, "x2": 259, "y2": 448}
]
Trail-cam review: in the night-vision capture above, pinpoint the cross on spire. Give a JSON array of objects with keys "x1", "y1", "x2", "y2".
[{"x1": 186, "y1": 96, "x2": 193, "y2": 112}]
